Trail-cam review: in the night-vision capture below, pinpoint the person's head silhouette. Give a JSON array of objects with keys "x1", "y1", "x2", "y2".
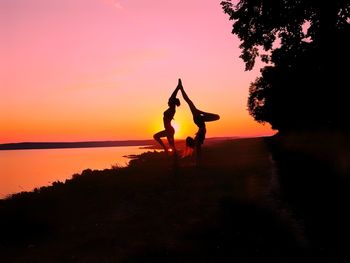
[
  {"x1": 186, "y1": 136, "x2": 195, "y2": 149},
  {"x1": 168, "y1": 97, "x2": 180, "y2": 107}
]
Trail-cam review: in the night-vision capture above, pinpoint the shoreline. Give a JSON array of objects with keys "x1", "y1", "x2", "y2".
[
  {"x1": 0, "y1": 140, "x2": 155, "y2": 151},
  {"x1": 1, "y1": 135, "x2": 350, "y2": 262},
  {"x1": 1, "y1": 136, "x2": 289, "y2": 262},
  {"x1": 0, "y1": 145, "x2": 152, "y2": 200},
  {"x1": 0, "y1": 137, "x2": 243, "y2": 151}
]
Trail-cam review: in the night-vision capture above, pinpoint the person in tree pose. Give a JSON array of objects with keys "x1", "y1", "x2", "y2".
[{"x1": 153, "y1": 81, "x2": 181, "y2": 154}]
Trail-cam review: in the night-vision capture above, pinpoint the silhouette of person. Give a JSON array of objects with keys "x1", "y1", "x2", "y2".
[
  {"x1": 178, "y1": 79, "x2": 220, "y2": 165},
  {"x1": 153, "y1": 81, "x2": 181, "y2": 154}
]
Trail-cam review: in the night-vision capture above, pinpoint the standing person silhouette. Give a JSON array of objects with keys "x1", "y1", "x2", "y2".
[
  {"x1": 178, "y1": 79, "x2": 220, "y2": 165},
  {"x1": 153, "y1": 81, "x2": 181, "y2": 155}
]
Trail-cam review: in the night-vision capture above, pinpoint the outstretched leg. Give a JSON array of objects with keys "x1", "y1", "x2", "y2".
[
  {"x1": 153, "y1": 130, "x2": 168, "y2": 152},
  {"x1": 201, "y1": 112, "x2": 220, "y2": 122}
]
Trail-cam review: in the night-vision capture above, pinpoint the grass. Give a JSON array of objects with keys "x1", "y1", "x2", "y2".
[{"x1": 1, "y1": 135, "x2": 349, "y2": 262}]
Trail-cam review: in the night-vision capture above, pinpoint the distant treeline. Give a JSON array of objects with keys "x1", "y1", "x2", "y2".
[
  {"x1": 0, "y1": 137, "x2": 240, "y2": 151},
  {"x1": 0, "y1": 140, "x2": 155, "y2": 151}
]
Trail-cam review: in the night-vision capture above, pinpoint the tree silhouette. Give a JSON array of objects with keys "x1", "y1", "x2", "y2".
[{"x1": 222, "y1": 0, "x2": 350, "y2": 132}]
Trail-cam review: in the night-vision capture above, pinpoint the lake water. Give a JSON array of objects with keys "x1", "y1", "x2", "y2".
[{"x1": 0, "y1": 146, "x2": 150, "y2": 199}]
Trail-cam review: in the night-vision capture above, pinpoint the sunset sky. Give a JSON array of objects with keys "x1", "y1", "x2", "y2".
[{"x1": 0, "y1": 0, "x2": 274, "y2": 143}]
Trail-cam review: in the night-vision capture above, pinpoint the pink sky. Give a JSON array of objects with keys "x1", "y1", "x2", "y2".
[{"x1": 0, "y1": 0, "x2": 274, "y2": 143}]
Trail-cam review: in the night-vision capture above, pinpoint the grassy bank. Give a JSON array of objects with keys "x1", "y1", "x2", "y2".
[
  {"x1": 1, "y1": 136, "x2": 348, "y2": 262},
  {"x1": 265, "y1": 131, "x2": 350, "y2": 263}
]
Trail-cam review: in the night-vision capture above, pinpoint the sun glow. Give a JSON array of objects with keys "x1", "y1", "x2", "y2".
[
  {"x1": 151, "y1": 118, "x2": 191, "y2": 140},
  {"x1": 0, "y1": 0, "x2": 275, "y2": 144},
  {"x1": 171, "y1": 120, "x2": 180, "y2": 138}
]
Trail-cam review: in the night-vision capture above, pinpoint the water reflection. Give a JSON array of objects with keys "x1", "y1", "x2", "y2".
[{"x1": 0, "y1": 146, "x2": 148, "y2": 198}]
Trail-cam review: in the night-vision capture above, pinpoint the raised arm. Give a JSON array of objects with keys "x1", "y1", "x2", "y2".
[
  {"x1": 169, "y1": 82, "x2": 181, "y2": 101},
  {"x1": 178, "y1": 80, "x2": 197, "y2": 114}
]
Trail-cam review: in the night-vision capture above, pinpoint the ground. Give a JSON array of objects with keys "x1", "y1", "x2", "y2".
[{"x1": 1, "y1": 135, "x2": 349, "y2": 262}]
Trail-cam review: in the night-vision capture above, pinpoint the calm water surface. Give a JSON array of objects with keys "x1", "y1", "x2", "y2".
[{"x1": 0, "y1": 146, "x2": 149, "y2": 199}]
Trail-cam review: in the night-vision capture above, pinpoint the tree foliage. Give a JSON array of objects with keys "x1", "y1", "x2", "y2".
[{"x1": 222, "y1": 0, "x2": 350, "y2": 131}]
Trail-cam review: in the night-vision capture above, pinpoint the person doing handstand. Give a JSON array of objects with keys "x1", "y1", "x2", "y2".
[{"x1": 178, "y1": 79, "x2": 220, "y2": 165}]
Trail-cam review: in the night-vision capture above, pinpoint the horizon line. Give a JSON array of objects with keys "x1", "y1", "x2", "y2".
[
  {"x1": 0, "y1": 136, "x2": 272, "y2": 151},
  {"x1": 0, "y1": 136, "x2": 247, "y2": 145}
]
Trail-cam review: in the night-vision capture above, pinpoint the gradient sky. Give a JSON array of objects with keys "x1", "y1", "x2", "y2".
[{"x1": 0, "y1": 0, "x2": 274, "y2": 143}]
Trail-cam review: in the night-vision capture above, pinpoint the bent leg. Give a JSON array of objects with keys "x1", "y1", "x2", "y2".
[{"x1": 153, "y1": 130, "x2": 168, "y2": 151}]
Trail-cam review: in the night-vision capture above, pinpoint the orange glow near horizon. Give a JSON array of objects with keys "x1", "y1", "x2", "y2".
[
  {"x1": 0, "y1": 0, "x2": 274, "y2": 144},
  {"x1": 171, "y1": 120, "x2": 181, "y2": 139}
]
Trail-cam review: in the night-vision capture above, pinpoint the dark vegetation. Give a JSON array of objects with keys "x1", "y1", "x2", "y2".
[
  {"x1": 1, "y1": 137, "x2": 349, "y2": 262},
  {"x1": 0, "y1": 140, "x2": 155, "y2": 151},
  {"x1": 266, "y1": 131, "x2": 350, "y2": 262},
  {"x1": 222, "y1": 0, "x2": 350, "y2": 132},
  {"x1": 0, "y1": 138, "x2": 306, "y2": 262},
  {"x1": 220, "y1": 2, "x2": 350, "y2": 259}
]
